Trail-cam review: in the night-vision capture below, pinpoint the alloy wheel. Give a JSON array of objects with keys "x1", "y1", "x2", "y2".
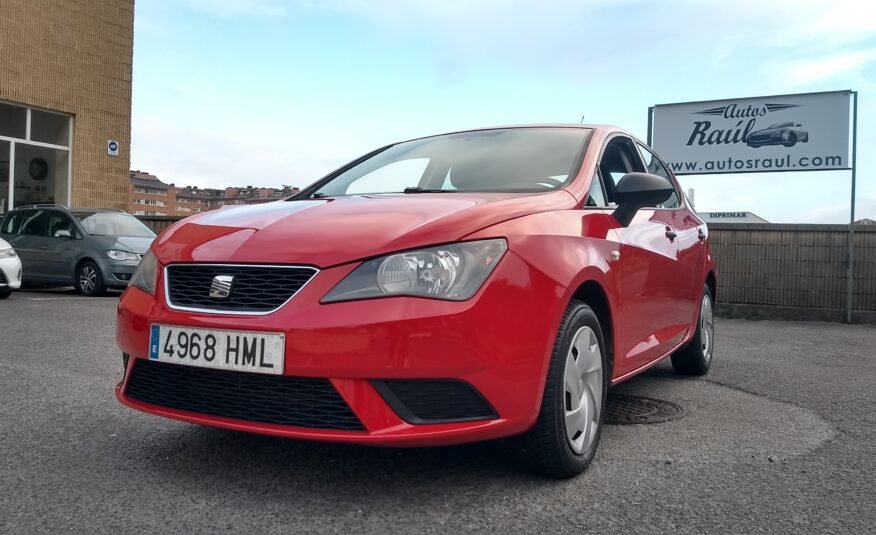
[
  {"x1": 563, "y1": 326, "x2": 603, "y2": 454},
  {"x1": 80, "y1": 265, "x2": 97, "y2": 294},
  {"x1": 701, "y1": 294, "x2": 714, "y2": 363}
]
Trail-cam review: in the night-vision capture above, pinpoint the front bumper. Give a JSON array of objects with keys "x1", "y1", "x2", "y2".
[
  {"x1": 115, "y1": 251, "x2": 565, "y2": 447},
  {"x1": 99, "y1": 259, "x2": 140, "y2": 289},
  {"x1": 0, "y1": 256, "x2": 22, "y2": 290}
]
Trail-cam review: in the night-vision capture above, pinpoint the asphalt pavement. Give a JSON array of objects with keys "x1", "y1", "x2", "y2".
[{"x1": 1, "y1": 289, "x2": 874, "y2": 534}]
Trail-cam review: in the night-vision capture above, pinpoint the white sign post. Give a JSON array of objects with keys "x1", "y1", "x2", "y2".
[{"x1": 648, "y1": 90, "x2": 858, "y2": 322}]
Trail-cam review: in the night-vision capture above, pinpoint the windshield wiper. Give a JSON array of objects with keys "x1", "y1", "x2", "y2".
[
  {"x1": 403, "y1": 187, "x2": 450, "y2": 194},
  {"x1": 311, "y1": 192, "x2": 329, "y2": 199}
]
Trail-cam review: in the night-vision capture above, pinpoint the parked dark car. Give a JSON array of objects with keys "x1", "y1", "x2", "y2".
[
  {"x1": 0, "y1": 205, "x2": 155, "y2": 296},
  {"x1": 746, "y1": 122, "x2": 809, "y2": 148}
]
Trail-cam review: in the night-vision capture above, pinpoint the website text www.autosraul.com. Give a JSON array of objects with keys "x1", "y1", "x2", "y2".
[{"x1": 669, "y1": 154, "x2": 844, "y2": 174}]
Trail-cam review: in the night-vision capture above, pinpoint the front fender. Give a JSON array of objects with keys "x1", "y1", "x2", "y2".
[{"x1": 465, "y1": 210, "x2": 622, "y2": 390}]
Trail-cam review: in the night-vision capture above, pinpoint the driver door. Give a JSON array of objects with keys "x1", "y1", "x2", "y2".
[{"x1": 599, "y1": 136, "x2": 686, "y2": 375}]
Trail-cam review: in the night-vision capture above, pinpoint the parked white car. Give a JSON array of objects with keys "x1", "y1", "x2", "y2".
[{"x1": 0, "y1": 237, "x2": 22, "y2": 299}]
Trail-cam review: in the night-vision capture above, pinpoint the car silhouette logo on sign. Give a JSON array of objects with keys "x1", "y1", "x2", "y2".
[{"x1": 209, "y1": 275, "x2": 234, "y2": 299}]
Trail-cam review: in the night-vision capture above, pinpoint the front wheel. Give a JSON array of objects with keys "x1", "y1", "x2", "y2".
[
  {"x1": 783, "y1": 133, "x2": 797, "y2": 147},
  {"x1": 671, "y1": 285, "x2": 714, "y2": 376},
  {"x1": 509, "y1": 300, "x2": 609, "y2": 478},
  {"x1": 77, "y1": 261, "x2": 106, "y2": 297}
]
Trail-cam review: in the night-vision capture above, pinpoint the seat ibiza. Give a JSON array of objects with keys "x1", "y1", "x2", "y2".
[{"x1": 116, "y1": 125, "x2": 716, "y2": 477}]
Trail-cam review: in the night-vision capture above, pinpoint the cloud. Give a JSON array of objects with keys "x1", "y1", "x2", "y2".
[{"x1": 764, "y1": 48, "x2": 876, "y2": 86}]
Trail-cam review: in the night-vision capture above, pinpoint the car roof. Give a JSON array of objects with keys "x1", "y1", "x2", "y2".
[
  {"x1": 7, "y1": 205, "x2": 123, "y2": 213},
  {"x1": 397, "y1": 123, "x2": 635, "y2": 146}
]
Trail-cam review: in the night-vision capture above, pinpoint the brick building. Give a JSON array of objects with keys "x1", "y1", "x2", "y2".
[
  {"x1": 128, "y1": 170, "x2": 299, "y2": 216},
  {"x1": 0, "y1": 0, "x2": 134, "y2": 215}
]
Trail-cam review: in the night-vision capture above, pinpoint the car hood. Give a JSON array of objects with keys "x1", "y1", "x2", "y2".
[
  {"x1": 91, "y1": 235, "x2": 155, "y2": 255},
  {"x1": 154, "y1": 192, "x2": 576, "y2": 267}
]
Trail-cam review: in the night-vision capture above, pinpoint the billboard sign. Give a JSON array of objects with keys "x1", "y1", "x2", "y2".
[{"x1": 651, "y1": 91, "x2": 851, "y2": 175}]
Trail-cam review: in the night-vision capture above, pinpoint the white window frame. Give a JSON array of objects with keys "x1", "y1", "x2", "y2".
[{"x1": 0, "y1": 100, "x2": 73, "y2": 213}]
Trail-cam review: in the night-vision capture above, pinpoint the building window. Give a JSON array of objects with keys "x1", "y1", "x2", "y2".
[
  {"x1": 133, "y1": 187, "x2": 167, "y2": 196},
  {"x1": 0, "y1": 100, "x2": 72, "y2": 214},
  {"x1": 134, "y1": 199, "x2": 166, "y2": 207}
]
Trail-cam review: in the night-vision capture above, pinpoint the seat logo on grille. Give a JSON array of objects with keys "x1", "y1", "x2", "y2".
[{"x1": 209, "y1": 275, "x2": 234, "y2": 299}]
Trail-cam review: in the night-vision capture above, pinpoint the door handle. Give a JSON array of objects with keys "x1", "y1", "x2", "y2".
[
  {"x1": 664, "y1": 227, "x2": 677, "y2": 241},
  {"x1": 40, "y1": 246, "x2": 48, "y2": 252}
]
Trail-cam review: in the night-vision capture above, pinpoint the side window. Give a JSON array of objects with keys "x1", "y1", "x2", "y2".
[
  {"x1": 1, "y1": 212, "x2": 22, "y2": 234},
  {"x1": 345, "y1": 158, "x2": 430, "y2": 195},
  {"x1": 20, "y1": 210, "x2": 48, "y2": 236},
  {"x1": 585, "y1": 173, "x2": 607, "y2": 207},
  {"x1": 47, "y1": 211, "x2": 75, "y2": 238},
  {"x1": 597, "y1": 136, "x2": 645, "y2": 204},
  {"x1": 637, "y1": 143, "x2": 679, "y2": 209}
]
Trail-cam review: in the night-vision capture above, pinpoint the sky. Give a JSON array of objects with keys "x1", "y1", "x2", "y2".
[{"x1": 130, "y1": 0, "x2": 876, "y2": 223}]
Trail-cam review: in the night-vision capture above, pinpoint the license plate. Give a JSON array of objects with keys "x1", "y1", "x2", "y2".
[{"x1": 149, "y1": 324, "x2": 285, "y2": 375}]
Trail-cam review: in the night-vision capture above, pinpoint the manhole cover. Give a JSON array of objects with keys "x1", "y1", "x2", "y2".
[{"x1": 605, "y1": 394, "x2": 686, "y2": 425}]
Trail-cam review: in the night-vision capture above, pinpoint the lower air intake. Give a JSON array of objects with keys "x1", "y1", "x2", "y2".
[
  {"x1": 372, "y1": 379, "x2": 498, "y2": 424},
  {"x1": 126, "y1": 359, "x2": 365, "y2": 431}
]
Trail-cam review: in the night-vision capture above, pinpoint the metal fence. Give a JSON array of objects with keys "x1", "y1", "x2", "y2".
[
  {"x1": 139, "y1": 215, "x2": 183, "y2": 234},
  {"x1": 137, "y1": 216, "x2": 875, "y2": 320},
  {"x1": 708, "y1": 223, "x2": 875, "y2": 321}
]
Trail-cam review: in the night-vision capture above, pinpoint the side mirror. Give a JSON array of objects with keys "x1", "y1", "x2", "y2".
[
  {"x1": 54, "y1": 229, "x2": 73, "y2": 238},
  {"x1": 612, "y1": 172, "x2": 675, "y2": 227}
]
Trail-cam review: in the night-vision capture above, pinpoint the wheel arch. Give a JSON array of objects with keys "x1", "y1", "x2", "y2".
[
  {"x1": 705, "y1": 270, "x2": 717, "y2": 301},
  {"x1": 570, "y1": 279, "x2": 614, "y2": 377},
  {"x1": 73, "y1": 256, "x2": 97, "y2": 283}
]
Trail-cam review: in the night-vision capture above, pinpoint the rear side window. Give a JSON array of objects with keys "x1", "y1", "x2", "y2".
[
  {"x1": 20, "y1": 210, "x2": 48, "y2": 236},
  {"x1": 1, "y1": 212, "x2": 22, "y2": 234},
  {"x1": 637, "y1": 143, "x2": 679, "y2": 209}
]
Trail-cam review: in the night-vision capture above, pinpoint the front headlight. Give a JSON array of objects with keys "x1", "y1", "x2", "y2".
[
  {"x1": 129, "y1": 250, "x2": 158, "y2": 295},
  {"x1": 0, "y1": 246, "x2": 16, "y2": 258},
  {"x1": 107, "y1": 249, "x2": 140, "y2": 262},
  {"x1": 323, "y1": 239, "x2": 507, "y2": 303}
]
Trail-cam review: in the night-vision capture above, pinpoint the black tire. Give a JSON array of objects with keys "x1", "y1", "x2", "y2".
[
  {"x1": 509, "y1": 300, "x2": 609, "y2": 478},
  {"x1": 783, "y1": 133, "x2": 797, "y2": 147},
  {"x1": 76, "y1": 260, "x2": 106, "y2": 297},
  {"x1": 671, "y1": 285, "x2": 714, "y2": 376},
  {"x1": 0, "y1": 288, "x2": 11, "y2": 300}
]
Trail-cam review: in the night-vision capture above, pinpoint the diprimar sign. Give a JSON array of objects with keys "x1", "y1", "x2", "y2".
[{"x1": 651, "y1": 91, "x2": 851, "y2": 175}]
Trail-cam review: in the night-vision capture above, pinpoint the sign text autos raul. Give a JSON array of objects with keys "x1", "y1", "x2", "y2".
[{"x1": 651, "y1": 91, "x2": 851, "y2": 175}]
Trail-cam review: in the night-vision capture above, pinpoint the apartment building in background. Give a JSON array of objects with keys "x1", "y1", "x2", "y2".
[{"x1": 128, "y1": 170, "x2": 299, "y2": 217}]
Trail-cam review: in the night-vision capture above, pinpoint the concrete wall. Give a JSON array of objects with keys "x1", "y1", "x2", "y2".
[{"x1": 0, "y1": 0, "x2": 135, "y2": 209}]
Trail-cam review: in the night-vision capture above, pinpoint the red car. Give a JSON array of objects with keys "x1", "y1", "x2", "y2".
[{"x1": 116, "y1": 125, "x2": 716, "y2": 478}]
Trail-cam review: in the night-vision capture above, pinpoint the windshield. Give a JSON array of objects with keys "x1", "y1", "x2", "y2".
[
  {"x1": 73, "y1": 212, "x2": 156, "y2": 238},
  {"x1": 312, "y1": 128, "x2": 592, "y2": 197}
]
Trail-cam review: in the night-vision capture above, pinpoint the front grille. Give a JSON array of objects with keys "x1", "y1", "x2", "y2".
[
  {"x1": 372, "y1": 379, "x2": 498, "y2": 424},
  {"x1": 125, "y1": 359, "x2": 365, "y2": 431},
  {"x1": 166, "y1": 264, "x2": 317, "y2": 313}
]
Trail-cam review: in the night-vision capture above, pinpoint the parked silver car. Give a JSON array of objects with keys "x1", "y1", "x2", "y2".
[{"x1": 0, "y1": 205, "x2": 155, "y2": 296}]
